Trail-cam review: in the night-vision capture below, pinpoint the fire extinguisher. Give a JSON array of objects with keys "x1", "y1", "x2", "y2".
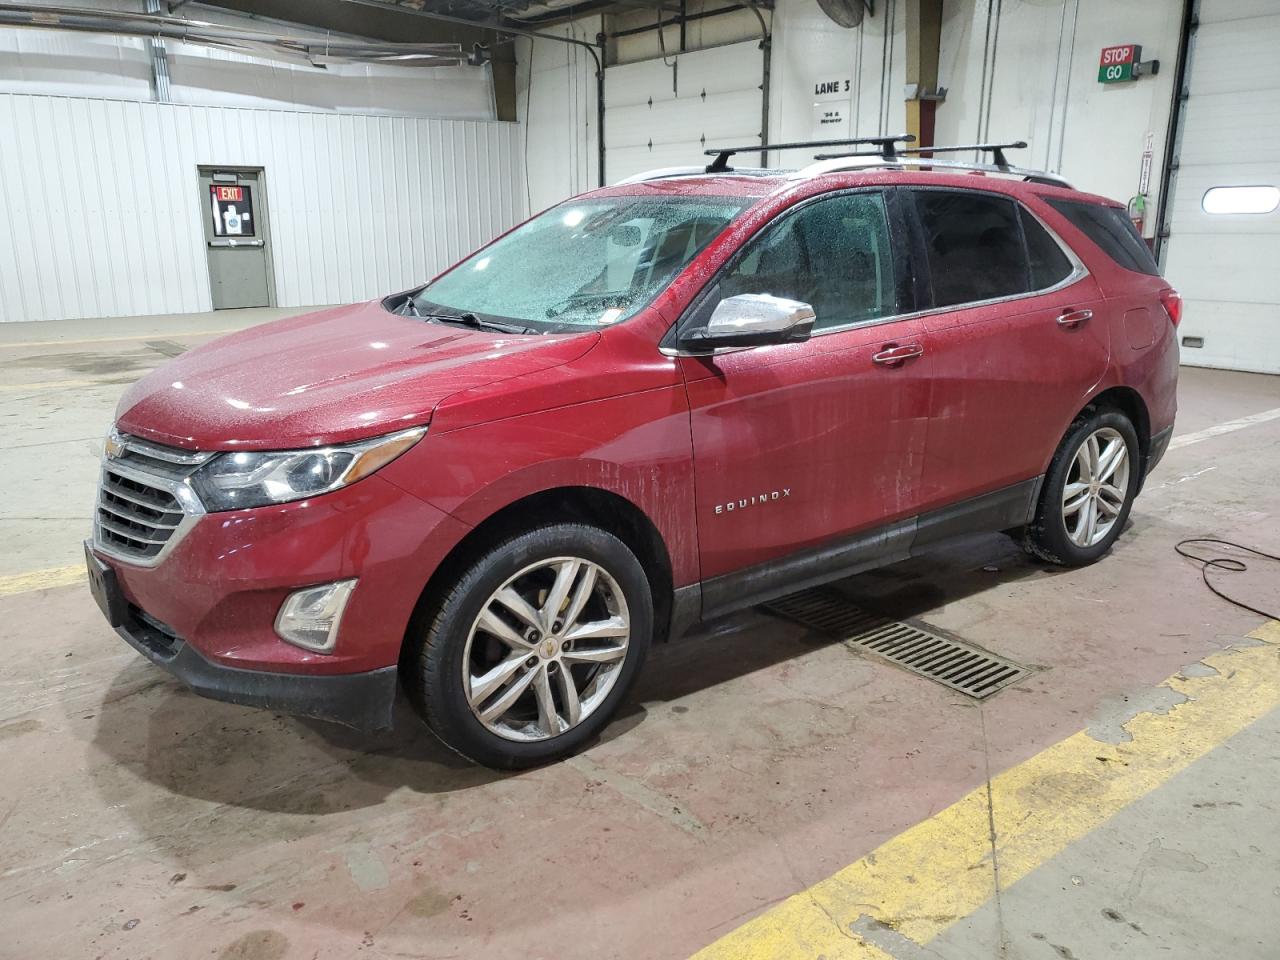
[{"x1": 1127, "y1": 194, "x2": 1147, "y2": 234}]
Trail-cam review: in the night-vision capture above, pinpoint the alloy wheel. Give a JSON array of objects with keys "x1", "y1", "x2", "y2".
[
  {"x1": 462, "y1": 556, "x2": 631, "y2": 742},
  {"x1": 1062, "y1": 426, "x2": 1130, "y2": 548}
]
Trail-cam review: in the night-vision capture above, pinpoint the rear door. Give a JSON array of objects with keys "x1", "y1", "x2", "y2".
[
  {"x1": 906, "y1": 188, "x2": 1110, "y2": 508},
  {"x1": 678, "y1": 189, "x2": 932, "y2": 583}
]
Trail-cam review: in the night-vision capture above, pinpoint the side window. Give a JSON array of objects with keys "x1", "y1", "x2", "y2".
[
  {"x1": 717, "y1": 192, "x2": 899, "y2": 332},
  {"x1": 1020, "y1": 207, "x2": 1074, "y2": 290},
  {"x1": 1045, "y1": 197, "x2": 1160, "y2": 276},
  {"x1": 912, "y1": 191, "x2": 1029, "y2": 307}
]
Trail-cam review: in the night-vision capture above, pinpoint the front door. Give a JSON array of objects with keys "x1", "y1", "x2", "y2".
[
  {"x1": 198, "y1": 167, "x2": 272, "y2": 310},
  {"x1": 905, "y1": 188, "x2": 1111, "y2": 508},
  {"x1": 679, "y1": 190, "x2": 931, "y2": 586}
]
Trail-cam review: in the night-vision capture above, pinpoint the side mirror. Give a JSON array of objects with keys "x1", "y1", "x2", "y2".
[{"x1": 680, "y1": 293, "x2": 816, "y2": 350}]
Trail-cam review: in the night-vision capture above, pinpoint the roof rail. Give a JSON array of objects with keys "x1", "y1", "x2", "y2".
[
  {"x1": 815, "y1": 140, "x2": 1029, "y2": 168},
  {"x1": 613, "y1": 165, "x2": 775, "y2": 186},
  {"x1": 703, "y1": 134, "x2": 914, "y2": 173}
]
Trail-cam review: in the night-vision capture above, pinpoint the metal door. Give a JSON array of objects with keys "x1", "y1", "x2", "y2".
[
  {"x1": 198, "y1": 167, "x2": 272, "y2": 310},
  {"x1": 1161, "y1": 0, "x2": 1280, "y2": 373},
  {"x1": 604, "y1": 42, "x2": 764, "y2": 184}
]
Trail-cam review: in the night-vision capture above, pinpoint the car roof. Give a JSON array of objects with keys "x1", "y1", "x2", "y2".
[
  {"x1": 589, "y1": 168, "x2": 1122, "y2": 210},
  {"x1": 590, "y1": 174, "x2": 787, "y2": 200}
]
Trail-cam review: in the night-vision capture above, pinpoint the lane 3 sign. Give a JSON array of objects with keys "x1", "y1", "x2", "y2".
[{"x1": 1098, "y1": 44, "x2": 1140, "y2": 83}]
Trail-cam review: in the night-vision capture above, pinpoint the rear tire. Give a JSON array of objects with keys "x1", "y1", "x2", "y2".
[
  {"x1": 403, "y1": 523, "x2": 652, "y2": 769},
  {"x1": 1023, "y1": 409, "x2": 1140, "y2": 567}
]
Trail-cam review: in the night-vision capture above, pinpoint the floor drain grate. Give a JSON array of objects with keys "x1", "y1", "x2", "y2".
[{"x1": 763, "y1": 588, "x2": 1030, "y2": 699}]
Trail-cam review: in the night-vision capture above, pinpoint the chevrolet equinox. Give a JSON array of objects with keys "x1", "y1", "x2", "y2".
[{"x1": 86, "y1": 148, "x2": 1180, "y2": 768}]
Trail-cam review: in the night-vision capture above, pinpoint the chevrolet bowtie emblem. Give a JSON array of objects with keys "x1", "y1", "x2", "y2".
[{"x1": 104, "y1": 432, "x2": 127, "y2": 460}]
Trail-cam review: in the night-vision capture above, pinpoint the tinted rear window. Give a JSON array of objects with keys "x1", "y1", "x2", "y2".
[
  {"x1": 1046, "y1": 198, "x2": 1160, "y2": 276},
  {"x1": 912, "y1": 191, "x2": 1028, "y2": 307}
]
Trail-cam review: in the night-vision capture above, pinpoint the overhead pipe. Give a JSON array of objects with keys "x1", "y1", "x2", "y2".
[
  {"x1": 500, "y1": 0, "x2": 685, "y2": 26},
  {"x1": 334, "y1": 0, "x2": 607, "y2": 187},
  {"x1": 608, "y1": 3, "x2": 766, "y2": 40},
  {"x1": 0, "y1": 4, "x2": 464, "y2": 64}
]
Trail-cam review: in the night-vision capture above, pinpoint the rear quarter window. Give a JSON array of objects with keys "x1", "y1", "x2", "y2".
[
  {"x1": 1045, "y1": 198, "x2": 1160, "y2": 276},
  {"x1": 1019, "y1": 207, "x2": 1074, "y2": 290}
]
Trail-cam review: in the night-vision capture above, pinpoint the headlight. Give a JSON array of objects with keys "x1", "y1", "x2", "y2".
[{"x1": 191, "y1": 427, "x2": 426, "y2": 512}]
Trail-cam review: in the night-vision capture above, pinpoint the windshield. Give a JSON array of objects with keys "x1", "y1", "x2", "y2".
[{"x1": 411, "y1": 195, "x2": 749, "y2": 331}]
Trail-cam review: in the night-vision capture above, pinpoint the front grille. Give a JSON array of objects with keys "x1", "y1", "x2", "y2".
[
  {"x1": 94, "y1": 433, "x2": 210, "y2": 563},
  {"x1": 98, "y1": 471, "x2": 185, "y2": 559}
]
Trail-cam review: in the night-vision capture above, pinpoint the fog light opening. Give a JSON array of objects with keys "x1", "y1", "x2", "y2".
[{"x1": 275, "y1": 579, "x2": 358, "y2": 654}]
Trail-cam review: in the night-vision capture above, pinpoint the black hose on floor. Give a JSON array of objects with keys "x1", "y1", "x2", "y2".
[{"x1": 1174, "y1": 538, "x2": 1280, "y2": 621}]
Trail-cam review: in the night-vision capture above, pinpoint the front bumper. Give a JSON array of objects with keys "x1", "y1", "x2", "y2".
[
  {"x1": 115, "y1": 599, "x2": 398, "y2": 732},
  {"x1": 86, "y1": 462, "x2": 473, "y2": 728},
  {"x1": 93, "y1": 472, "x2": 469, "y2": 676}
]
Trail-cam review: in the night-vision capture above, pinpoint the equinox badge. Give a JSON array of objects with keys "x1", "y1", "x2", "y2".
[{"x1": 714, "y1": 489, "x2": 791, "y2": 515}]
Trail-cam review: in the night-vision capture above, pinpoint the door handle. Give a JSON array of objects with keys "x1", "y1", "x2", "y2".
[
  {"x1": 871, "y1": 343, "x2": 925, "y2": 366},
  {"x1": 1057, "y1": 308, "x2": 1093, "y2": 328}
]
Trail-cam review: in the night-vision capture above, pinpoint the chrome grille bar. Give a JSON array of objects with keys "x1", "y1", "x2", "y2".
[
  {"x1": 96, "y1": 513, "x2": 173, "y2": 545},
  {"x1": 93, "y1": 430, "x2": 207, "y2": 566}
]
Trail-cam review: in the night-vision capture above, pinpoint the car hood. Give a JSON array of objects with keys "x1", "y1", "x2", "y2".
[{"x1": 115, "y1": 301, "x2": 599, "y2": 450}]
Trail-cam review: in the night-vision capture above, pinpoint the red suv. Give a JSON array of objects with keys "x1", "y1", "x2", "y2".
[{"x1": 86, "y1": 142, "x2": 1180, "y2": 768}]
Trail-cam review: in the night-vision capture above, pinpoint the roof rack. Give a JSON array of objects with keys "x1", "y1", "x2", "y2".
[
  {"x1": 799, "y1": 140, "x2": 1073, "y2": 189},
  {"x1": 703, "y1": 134, "x2": 914, "y2": 173},
  {"x1": 615, "y1": 137, "x2": 1072, "y2": 190}
]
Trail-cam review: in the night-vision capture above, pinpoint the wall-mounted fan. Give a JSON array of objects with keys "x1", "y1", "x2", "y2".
[{"x1": 816, "y1": 0, "x2": 870, "y2": 29}]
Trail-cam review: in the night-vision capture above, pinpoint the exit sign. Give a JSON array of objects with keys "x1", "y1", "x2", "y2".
[{"x1": 1099, "y1": 44, "x2": 1140, "y2": 83}]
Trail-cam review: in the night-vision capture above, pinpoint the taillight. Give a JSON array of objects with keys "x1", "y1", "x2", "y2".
[{"x1": 1160, "y1": 289, "x2": 1183, "y2": 326}]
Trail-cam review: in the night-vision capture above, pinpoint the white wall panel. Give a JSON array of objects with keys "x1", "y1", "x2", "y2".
[
  {"x1": 0, "y1": 0, "x2": 495, "y2": 119},
  {"x1": 513, "y1": 24, "x2": 601, "y2": 215},
  {"x1": 0, "y1": 94, "x2": 524, "y2": 323},
  {"x1": 519, "y1": 0, "x2": 1183, "y2": 227},
  {"x1": 768, "y1": 0, "x2": 907, "y2": 154},
  {"x1": 937, "y1": 0, "x2": 1181, "y2": 236}
]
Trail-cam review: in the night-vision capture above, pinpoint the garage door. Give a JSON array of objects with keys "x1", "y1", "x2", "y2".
[
  {"x1": 604, "y1": 41, "x2": 764, "y2": 184},
  {"x1": 1162, "y1": 0, "x2": 1280, "y2": 374}
]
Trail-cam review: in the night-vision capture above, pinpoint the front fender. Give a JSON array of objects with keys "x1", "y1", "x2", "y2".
[{"x1": 377, "y1": 386, "x2": 699, "y2": 587}]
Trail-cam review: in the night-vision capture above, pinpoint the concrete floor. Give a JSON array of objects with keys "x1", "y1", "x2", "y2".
[{"x1": 1, "y1": 309, "x2": 1278, "y2": 960}]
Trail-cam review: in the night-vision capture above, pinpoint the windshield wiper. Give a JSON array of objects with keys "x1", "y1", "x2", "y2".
[{"x1": 423, "y1": 311, "x2": 537, "y2": 336}]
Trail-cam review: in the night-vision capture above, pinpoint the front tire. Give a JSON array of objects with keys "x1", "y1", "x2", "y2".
[
  {"x1": 1023, "y1": 409, "x2": 1140, "y2": 567},
  {"x1": 404, "y1": 523, "x2": 652, "y2": 769}
]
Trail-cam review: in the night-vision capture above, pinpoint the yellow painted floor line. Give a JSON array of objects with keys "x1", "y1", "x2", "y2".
[
  {"x1": 693, "y1": 620, "x2": 1280, "y2": 960},
  {"x1": 0, "y1": 564, "x2": 87, "y2": 598}
]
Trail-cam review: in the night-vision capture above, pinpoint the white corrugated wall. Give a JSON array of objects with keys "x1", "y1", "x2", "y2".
[{"x1": 0, "y1": 94, "x2": 525, "y2": 323}]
